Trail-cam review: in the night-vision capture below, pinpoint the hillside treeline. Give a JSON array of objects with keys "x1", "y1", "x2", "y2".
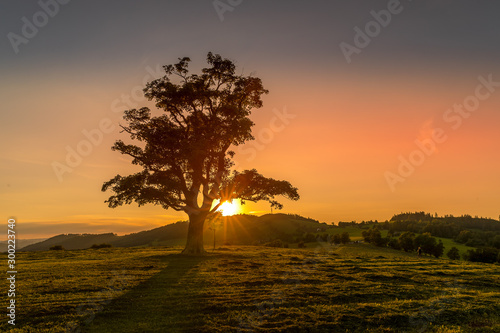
[
  {"x1": 388, "y1": 211, "x2": 500, "y2": 249},
  {"x1": 359, "y1": 212, "x2": 500, "y2": 264}
]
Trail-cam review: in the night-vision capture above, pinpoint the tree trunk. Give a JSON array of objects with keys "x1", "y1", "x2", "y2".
[{"x1": 182, "y1": 212, "x2": 208, "y2": 255}]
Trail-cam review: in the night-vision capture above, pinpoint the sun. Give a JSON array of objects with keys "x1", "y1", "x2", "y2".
[{"x1": 217, "y1": 201, "x2": 239, "y2": 216}]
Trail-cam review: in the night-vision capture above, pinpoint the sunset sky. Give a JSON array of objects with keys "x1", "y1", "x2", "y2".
[{"x1": 1, "y1": 0, "x2": 500, "y2": 238}]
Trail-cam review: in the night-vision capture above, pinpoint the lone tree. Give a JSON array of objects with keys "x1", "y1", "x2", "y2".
[{"x1": 102, "y1": 53, "x2": 299, "y2": 254}]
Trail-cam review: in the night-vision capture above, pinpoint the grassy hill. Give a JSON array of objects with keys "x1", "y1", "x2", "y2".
[
  {"x1": 19, "y1": 214, "x2": 481, "y2": 260},
  {"x1": 20, "y1": 233, "x2": 120, "y2": 251},
  {"x1": 3, "y1": 244, "x2": 499, "y2": 332},
  {"x1": 20, "y1": 214, "x2": 328, "y2": 251},
  {"x1": 0, "y1": 238, "x2": 46, "y2": 252}
]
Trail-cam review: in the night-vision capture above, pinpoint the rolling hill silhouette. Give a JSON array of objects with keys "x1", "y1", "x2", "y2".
[
  {"x1": 20, "y1": 214, "x2": 327, "y2": 251},
  {"x1": 0, "y1": 238, "x2": 46, "y2": 252}
]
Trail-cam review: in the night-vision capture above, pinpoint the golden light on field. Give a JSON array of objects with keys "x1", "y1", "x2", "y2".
[{"x1": 218, "y1": 201, "x2": 240, "y2": 216}]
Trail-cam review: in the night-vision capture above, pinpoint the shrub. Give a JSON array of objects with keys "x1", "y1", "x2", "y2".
[
  {"x1": 49, "y1": 245, "x2": 64, "y2": 251},
  {"x1": 387, "y1": 238, "x2": 401, "y2": 250},
  {"x1": 398, "y1": 232, "x2": 415, "y2": 252},
  {"x1": 433, "y1": 240, "x2": 444, "y2": 258},
  {"x1": 464, "y1": 247, "x2": 499, "y2": 263},
  {"x1": 332, "y1": 234, "x2": 341, "y2": 244},
  {"x1": 414, "y1": 233, "x2": 436, "y2": 255},
  {"x1": 362, "y1": 228, "x2": 385, "y2": 246},
  {"x1": 340, "y1": 232, "x2": 350, "y2": 244},
  {"x1": 447, "y1": 247, "x2": 460, "y2": 260},
  {"x1": 297, "y1": 241, "x2": 306, "y2": 248}
]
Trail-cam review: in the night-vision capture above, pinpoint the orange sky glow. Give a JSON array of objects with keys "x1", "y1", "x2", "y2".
[{"x1": 1, "y1": 2, "x2": 500, "y2": 239}]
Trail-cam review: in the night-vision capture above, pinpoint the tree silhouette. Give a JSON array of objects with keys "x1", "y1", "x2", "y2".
[
  {"x1": 340, "y1": 232, "x2": 350, "y2": 244},
  {"x1": 446, "y1": 246, "x2": 460, "y2": 260},
  {"x1": 432, "y1": 240, "x2": 444, "y2": 258},
  {"x1": 398, "y1": 232, "x2": 415, "y2": 252},
  {"x1": 102, "y1": 53, "x2": 299, "y2": 254}
]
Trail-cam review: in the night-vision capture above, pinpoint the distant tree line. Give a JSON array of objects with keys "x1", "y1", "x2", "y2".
[
  {"x1": 462, "y1": 247, "x2": 500, "y2": 263},
  {"x1": 385, "y1": 212, "x2": 500, "y2": 263},
  {"x1": 259, "y1": 231, "x2": 352, "y2": 249},
  {"x1": 286, "y1": 214, "x2": 320, "y2": 224},
  {"x1": 389, "y1": 212, "x2": 500, "y2": 241},
  {"x1": 362, "y1": 228, "x2": 445, "y2": 258},
  {"x1": 293, "y1": 231, "x2": 351, "y2": 247},
  {"x1": 361, "y1": 224, "x2": 500, "y2": 264}
]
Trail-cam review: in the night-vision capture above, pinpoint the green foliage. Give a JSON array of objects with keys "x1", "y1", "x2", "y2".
[
  {"x1": 340, "y1": 231, "x2": 350, "y2": 244},
  {"x1": 398, "y1": 232, "x2": 415, "y2": 252},
  {"x1": 387, "y1": 237, "x2": 401, "y2": 250},
  {"x1": 463, "y1": 247, "x2": 499, "y2": 263},
  {"x1": 433, "y1": 240, "x2": 445, "y2": 258},
  {"x1": 391, "y1": 211, "x2": 434, "y2": 222},
  {"x1": 332, "y1": 233, "x2": 341, "y2": 244},
  {"x1": 389, "y1": 212, "x2": 500, "y2": 248},
  {"x1": 447, "y1": 246, "x2": 460, "y2": 260},
  {"x1": 362, "y1": 227, "x2": 385, "y2": 246},
  {"x1": 414, "y1": 233, "x2": 436, "y2": 255},
  {"x1": 455, "y1": 230, "x2": 473, "y2": 244}
]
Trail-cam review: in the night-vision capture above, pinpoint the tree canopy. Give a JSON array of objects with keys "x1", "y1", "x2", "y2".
[{"x1": 102, "y1": 53, "x2": 299, "y2": 254}]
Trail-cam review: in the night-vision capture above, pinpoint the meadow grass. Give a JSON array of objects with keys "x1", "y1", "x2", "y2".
[
  {"x1": 436, "y1": 237, "x2": 476, "y2": 258},
  {"x1": 2, "y1": 244, "x2": 499, "y2": 332}
]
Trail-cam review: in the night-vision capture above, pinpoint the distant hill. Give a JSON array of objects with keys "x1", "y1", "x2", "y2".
[
  {"x1": 0, "y1": 238, "x2": 47, "y2": 252},
  {"x1": 20, "y1": 214, "x2": 328, "y2": 251},
  {"x1": 20, "y1": 233, "x2": 119, "y2": 251}
]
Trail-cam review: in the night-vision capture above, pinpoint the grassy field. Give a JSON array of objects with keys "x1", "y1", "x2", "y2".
[
  {"x1": 435, "y1": 237, "x2": 476, "y2": 258},
  {"x1": 2, "y1": 244, "x2": 500, "y2": 332}
]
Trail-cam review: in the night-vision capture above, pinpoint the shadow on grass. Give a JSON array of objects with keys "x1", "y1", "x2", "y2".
[{"x1": 81, "y1": 254, "x2": 210, "y2": 333}]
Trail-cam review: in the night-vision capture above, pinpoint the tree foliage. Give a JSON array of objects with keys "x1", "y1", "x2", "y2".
[
  {"x1": 446, "y1": 247, "x2": 460, "y2": 260},
  {"x1": 340, "y1": 232, "x2": 351, "y2": 244},
  {"x1": 362, "y1": 227, "x2": 385, "y2": 247},
  {"x1": 463, "y1": 247, "x2": 499, "y2": 263},
  {"x1": 388, "y1": 212, "x2": 500, "y2": 249},
  {"x1": 102, "y1": 53, "x2": 299, "y2": 254},
  {"x1": 398, "y1": 232, "x2": 415, "y2": 252}
]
